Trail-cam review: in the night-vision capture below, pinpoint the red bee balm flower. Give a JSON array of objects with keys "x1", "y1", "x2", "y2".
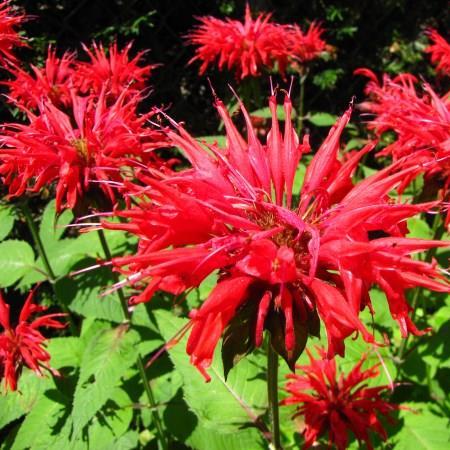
[
  {"x1": 288, "y1": 21, "x2": 327, "y2": 64},
  {"x1": 0, "y1": 289, "x2": 66, "y2": 391},
  {"x1": 74, "y1": 41, "x2": 156, "y2": 99},
  {"x1": 355, "y1": 68, "x2": 450, "y2": 223},
  {"x1": 0, "y1": 1, "x2": 26, "y2": 67},
  {"x1": 426, "y1": 29, "x2": 450, "y2": 76},
  {"x1": 187, "y1": 4, "x2": 293, "y2": 78},
  {"x1": 104, "y1": 94, "x2": 450, "y2": 380},
  {"x1": 4, "y1": 46, "x2": 76, "y2": 109},
  {"x1": 0, "y1": 90, "x2": 168, "y2": 212},
  {"x1": 282, "y1": 348, "x2": 398, "y2": 450}
]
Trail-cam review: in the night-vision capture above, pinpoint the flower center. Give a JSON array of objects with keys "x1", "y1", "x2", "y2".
[{"x1": 72, "y1": 138, "x2": 89, "y2": 160}]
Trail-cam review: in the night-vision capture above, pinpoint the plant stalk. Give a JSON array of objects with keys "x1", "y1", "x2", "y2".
[
  {"x1": 297, "y1": 73, "x2": 307, "y2": 135},
  {"x1": 96, "y1": 227, "x2": 169, "y2": 450},
  {"x1": 20, "y1": 201, "x2": 76, "y2": 334},
  {"x1": 267, "y1": 336, "x2": 282, "y2": 450}
]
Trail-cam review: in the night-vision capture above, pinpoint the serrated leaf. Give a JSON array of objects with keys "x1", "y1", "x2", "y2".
[
  {"x1": 154, "y1": 310, "x2": 267, "y2": 433},
  {"x1": 47, "y1": 336, "x2": 84, "y2": 369},
  {"x1": 39, "y1": 199, "x2": 73, "y2": 249},
  {"x1": 70, "y1": 388, "x2": 134, "y2": 450},
  {"x1": 11, "y1": 380, "x2": 68, "y2": 450},
  {"x1": 0, "y1": 370, "x2": 54, "y2": 430},
  {"x1": 0, "y1": 240, "x2": 35, "y2": 287},
  {"x1": 394, "y1": 407, "x2": 450, "y2": 450},
  {"x1": 56, "y1": 268, "x2": 124, "y2": 323},
  {"x1": 187, "y1": 423, "x2": 265, "y2": 450},
  {"x1": 70, "y1": 324, "x2": 139, "y2": 439},
  {"x1": 0, "y1": 204, "x2": 15, "y2": 241},
  {"x1": 307, "y1": 112, "x2": 338, "y2": 127}
]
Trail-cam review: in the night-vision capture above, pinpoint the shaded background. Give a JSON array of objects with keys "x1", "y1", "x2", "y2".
[{"x1": 16, "y1": 0, "x2": 450, "y2": 135}]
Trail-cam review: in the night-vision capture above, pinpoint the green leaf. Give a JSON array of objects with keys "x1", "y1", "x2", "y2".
[
  {"x1": 39, "y1": 200, "x2": 73, "y2": 249},
  {"x1": 0, "y1": 370, "x2": 54, "y2": 430},
  {"x1": 312, "y1": 69, "x2": 344, "y2": 91},
  {"x1": 70, "y1": 324, "x2": 139, "y2": 439},
  {"x1": 0, "y1": 240, "x2": 35, "y2": 287},
  {"x1": 407, "y1": 217, "x2": 432, "y2": 239},
  {"x1": 250, "y1": 105, "x2": 296, "y2": 120},
  {"x1": 56, "y1": 268, "x2": 124, "y2": 323},
  {"x1": 11, "y1": 379, "x2": 68, "y2": 450},
  {"x1": 154, "y1": 310, "x2": 267, "y2": 433},
  {"x1": 187, "y1": 423, "x2": 265, "y2": 450},
  {"x1": 394, "y1": 406, "x2": 450, "y2": 449},
  {"x1": 0, "y1": 204, "x2": 15, "y2": 241},
  {"x1": 47, "y1": 336, "x2": 84, "y2": 369},
  {"x1": 70, "y1": 388, "x2": 134, "y2": 450},
  {"x1": 197, "y1": 135, "x2": 227, "y2": 148},
  {"x1": 307, "y1": 112, "x2": 338, "y2": 127}
]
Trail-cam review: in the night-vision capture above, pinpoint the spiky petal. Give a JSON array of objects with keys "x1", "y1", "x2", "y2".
[
  {"x1": 104, "y1": 93, "x2": 449, "y2": 380},
  {"x1": 0, "y1": 288, "x2": 66, "y2": 391},
  {"x1": 282, "y1": 347, "x2": 398, "y2": 450}
]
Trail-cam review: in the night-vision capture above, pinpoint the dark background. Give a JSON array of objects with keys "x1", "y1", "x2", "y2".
[{"x1": 13, "y1": 0, "x2": 450, "y2": 135}]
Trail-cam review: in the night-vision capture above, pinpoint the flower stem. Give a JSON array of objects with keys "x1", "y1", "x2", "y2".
[
  {"x1": 267, "y1": 336, "x2": 282, "y2": 450},
  {"x1": 297, "y1": 73, "x2": 307, "y2": 136},
  {"x1": 96, "y1": 227, "x2": 169, "y2": 450},
  {"x1": 20, "y1": 201, "x2": 76, "y2": 334}
]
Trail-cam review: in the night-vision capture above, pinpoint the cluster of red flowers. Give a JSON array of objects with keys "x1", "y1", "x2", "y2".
[
  {"x1": 0, "y1": 41, "x2": 170, "y2": 212},
  {"x1": 187, "y1": 4, "x2": 327, "y2": 79},
  {"x1": 103, "y1": 93, "x2": 449, "y2": 380},
  {"x1": 355, "y1": 63, "x2": 450, "y2": 224},
  {"x1": 0, "y1": 289, "x2": 65, "y2": 391},
  {"x1": 0, "y1": 1, "x2": 26, "y2": 67},
  {"x1": 426, "y1": 28, "x2": 450, "y2": 76},
  {"x1": 282, "y1": 348, "x2": 398, "y2": 450}
]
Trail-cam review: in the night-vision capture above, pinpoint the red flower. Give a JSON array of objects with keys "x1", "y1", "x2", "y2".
[
  {"x1": 104, "y1": 93, "x2": 449, "y2": 380},
  {"x1": 0, "y1": 288, "x2": 65, "y2": 391},
  {"x1": 426, "y1": 29, "x2": 450, "y2": 76},
  {"x1": 187, "y1": 4, "x2": 293, "y2": 79},
  {"x1": 4, "y1": 46, "x2": 76, "y2": 109},
  {"x1": 288, "y1": 21, "x2": 327, "y2": 64},
  {"x1": 74, "y1": 41, "x2": 156, "y2": 99},
  {"x1": 0, "y1": 89, "x2": 169, "y2": 212},
  {"x1": 355, "y1": 68, "x2": 450, "y2": 222},
  {"x1": 0, "y1": 1, "x2": 26, "y2": 67},
  {"x1": 282, "y1": 347, "x2": 398, "y2": 450}
]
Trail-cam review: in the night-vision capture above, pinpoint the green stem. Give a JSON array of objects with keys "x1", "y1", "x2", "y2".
[
  {"x1": 267, "y1": 337, "x2": 282, "y2": 450},
  {"x1": 20, "y1": 201, "x2": 76, "y2": 334},
  {"x1": 96, "y1": 227, "x2": 169, "y2": 450},
  {"x1": 297, "y1": 74, "x2": 307, "y2": 136}
]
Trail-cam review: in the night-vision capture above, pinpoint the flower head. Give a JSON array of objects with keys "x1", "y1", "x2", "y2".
[
  {"x1": 0, "y1": 288, "x2": 65, "y2": 391},
  {"x1": 74, "y1": 41, "x2": 156, "y2": 99},
  {"x1": 0, "y1": 1, "x2": 26, "y2": 67},
  {"x1": 288, "y1": 21, "x2": 327, "y2": 64},
  {"x1": 282, "y1": 347, "x2": 398, "y2": 450},
  {"x1": 4, "y1": 46, "x2": 76, "y2": 109},
  {"x1": 187, "y1": 4, "x2": 293, "y2": 79},
  {"x1": 0, "y1": 89, "x2": 169, "y2": 212},
  {"x1": 104, "y1": 93, "x2": 449, "y2": 380},
  {"x1": 426, "y1": 29, "x2": 450, "y2": 76},
  {"x1": 355, "y1": 68, "x2": 450, "y2": 222}
]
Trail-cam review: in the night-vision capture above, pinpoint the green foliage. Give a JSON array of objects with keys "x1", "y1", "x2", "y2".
[
  {"x1": 70, "y1": 324, "x2": 139, "y2": 439},
  {"x1": 0, "y1": 205, "x2": 15, "y2": 241},
  {"x1": 154, "y1": 311, "x2": 267, "y2": 440},
  {"x1": 0, "y1": 240, "x2": 35, "y2": 287},
  {"x1": 394, "y1": 405, "x2": 450, "y2": 449}
]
